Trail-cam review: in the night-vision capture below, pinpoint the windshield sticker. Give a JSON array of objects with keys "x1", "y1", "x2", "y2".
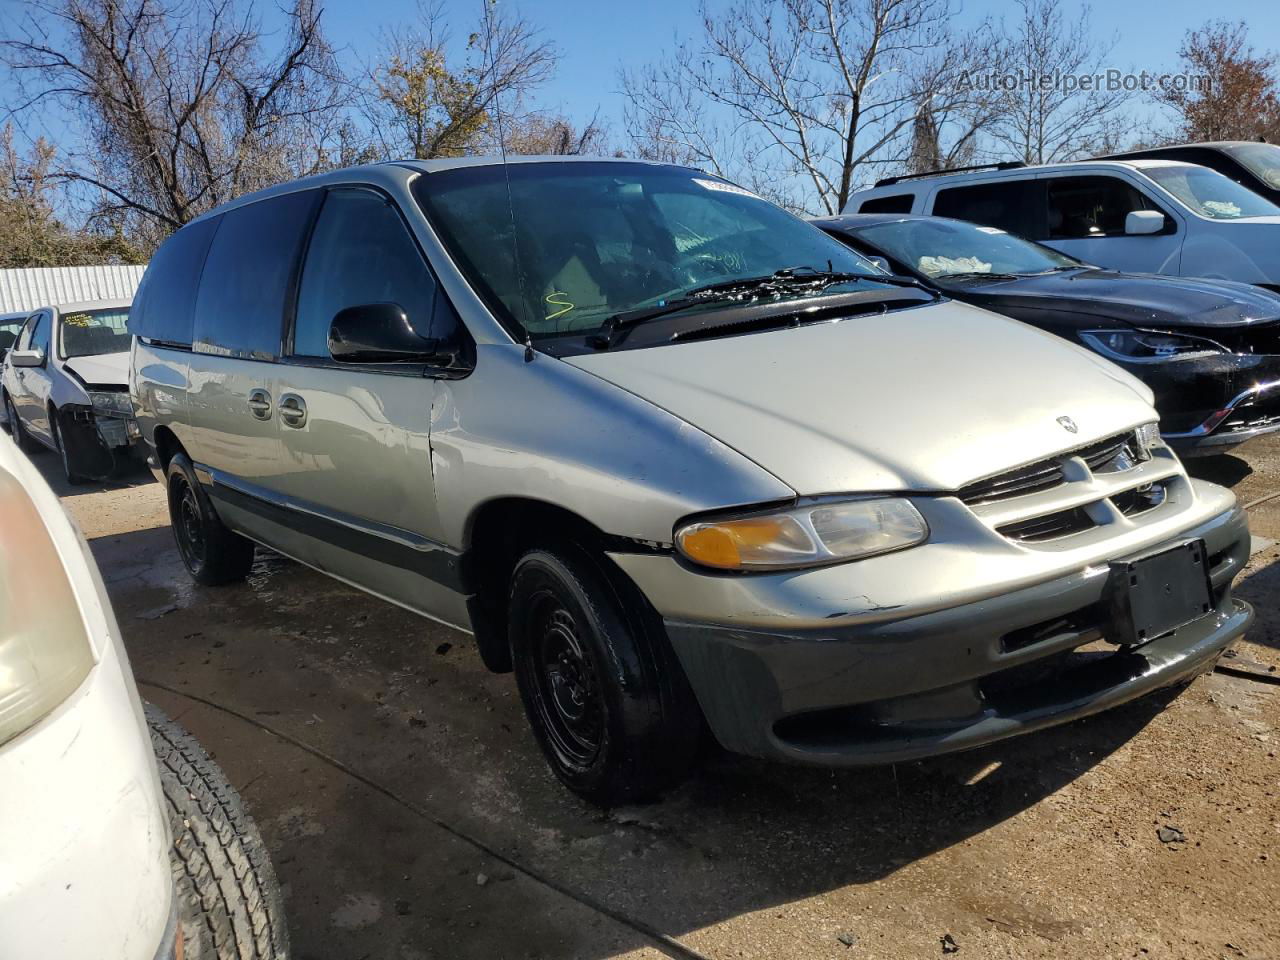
[
  {"x1": 545, "y1": 290, "x2": 574, "y2": 321},
  {"x1": 692, "y1": 178, "x2": 760, "y2": 198},
  {"x1": 63, "y1": 313, "x2": 92, "y2": 326}
]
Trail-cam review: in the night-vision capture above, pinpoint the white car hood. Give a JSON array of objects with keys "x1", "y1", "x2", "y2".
[
  {"x1": 63, "y1": 351, "x2": 130, "y2": 387},
  {"x1": 566, "y1": 300, "x2": 1156, "y2": 495}
]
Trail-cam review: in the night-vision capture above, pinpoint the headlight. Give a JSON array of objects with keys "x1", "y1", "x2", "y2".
[
  {"x1": 1134, "y1": 421, "x2": 1161, "y2": 458},
  {"x1": 88, "y1": 390, "x2": 132, "y2": 415},
  {"x1": 0, "y1": 467, "x2": 95, "y2": 746},
  {"x1": 675, "y1": 498, "x2": 929, "y2": 571},
  {"x1": 1079, "y1": 329, "x2": 1226, "y2": 364}
]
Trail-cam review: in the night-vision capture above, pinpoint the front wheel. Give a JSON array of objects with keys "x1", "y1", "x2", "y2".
[
  {"x1": 50, "y1": 408, "x2": 89, "y2": 484},
  {"x1": 166, "y1": 452, "x2": 255, "y2": 584},
  {"x1": 509, "y1": 547, "x2": 702, "y2": 805}
]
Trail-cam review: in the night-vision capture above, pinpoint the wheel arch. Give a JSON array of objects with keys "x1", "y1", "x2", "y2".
[{"x1": 461, "y1": 496, "x2": 662, "y2": 674}]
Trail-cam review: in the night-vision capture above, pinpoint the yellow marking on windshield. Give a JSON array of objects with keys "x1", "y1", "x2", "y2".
[
  {"x1": 545, "y1": 291, "x2": 574, "y2": 321},
  {"x1": 64, "y1": 313, "x2": 92, "y2": 326}
]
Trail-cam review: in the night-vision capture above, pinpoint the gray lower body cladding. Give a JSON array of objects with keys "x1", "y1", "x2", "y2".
[{"x1": 667, "y1": 506, "x2": 1252, "y2": 765}]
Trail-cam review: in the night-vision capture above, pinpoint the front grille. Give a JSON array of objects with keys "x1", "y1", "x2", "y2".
[
  {"x1": 998, "y1": 507, "x2": 1095, "y2": 542},
  {"x1": 959, "y1": 431, "x2": 1136, "y2": 505}
]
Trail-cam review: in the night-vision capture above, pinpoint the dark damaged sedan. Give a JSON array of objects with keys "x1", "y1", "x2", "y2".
[{"x1": 815, "y1": 213, "x2": 1280, "y2": 454}]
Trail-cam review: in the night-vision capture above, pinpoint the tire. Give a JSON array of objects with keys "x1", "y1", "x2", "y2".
[
  {"x1": 509, "y1": 546, "x2": 702, "y2": 805},
  {"x1": 146, "y1": 705, "x2": 290, "y2": 960},
  {"x1": 4, "y1": 392, "x2": 40, "y2": 454},
  {"x1": 167, "y1": 452, "x2": 255, "y2": 584},
  {"x1": 49, "y1": 408, "x2": 89, "y2": 484}
]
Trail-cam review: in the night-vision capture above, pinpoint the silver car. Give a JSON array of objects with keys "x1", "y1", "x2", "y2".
[{"x1": 130, "y1": 158, "x2": 1253, "y2": 804}]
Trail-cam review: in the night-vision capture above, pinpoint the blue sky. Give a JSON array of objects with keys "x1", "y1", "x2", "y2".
[{"x1": 318, "y1": 0, "x2": 1280, "y2": 137}]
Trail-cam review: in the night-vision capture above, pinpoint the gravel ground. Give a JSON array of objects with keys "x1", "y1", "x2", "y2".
[{"x1": 33, "y1": 435, "x2": 1280, "y2": 960}]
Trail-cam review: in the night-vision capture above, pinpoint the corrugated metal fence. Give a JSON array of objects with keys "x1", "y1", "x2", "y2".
[{"x1": 0, "y1": 264, "x2": 148, "y2": 314}]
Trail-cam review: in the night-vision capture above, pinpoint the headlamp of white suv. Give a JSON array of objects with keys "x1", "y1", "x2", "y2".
[
  {"x1": 675, "y1": 498, "x2": 929, "y2": 571},
  {"x1": 0, "y1": 467, "x2": 95, "y2": 746},
  {"x1": 1079, "y1": 329, "x2": 1226, "y2": 364},
  {"x1": 88, "y1": 390, "x2": 132, "y2": 416}
]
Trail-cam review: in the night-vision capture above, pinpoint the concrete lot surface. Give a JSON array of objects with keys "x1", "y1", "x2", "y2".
[{"x1": 34, "y1": 438, "x2": 1280, "y2": 960}]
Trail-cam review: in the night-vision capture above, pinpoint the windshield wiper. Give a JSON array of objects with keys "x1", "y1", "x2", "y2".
[
  {"x1": 939, "y1": 271, "x2": 1022, "y2": 282},
  {"x1": 588, "y1": 268, "x2": 932, "y2": 349}
]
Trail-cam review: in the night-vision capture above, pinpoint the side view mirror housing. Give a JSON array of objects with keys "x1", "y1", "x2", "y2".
[
  {"x1": 1125, "y1": 210, "x2": 1166, "y2": 236},
  {"x1": 328, "y1": 302, "x2": 455, "y2": 365},
  {"x1": 8, "y1": 348, "x2": 45, "y2": 368}
]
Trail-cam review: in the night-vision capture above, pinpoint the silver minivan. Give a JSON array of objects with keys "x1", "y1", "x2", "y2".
[{"x1": 130, "y1": 158, "x2": 1253, "y2": 804}]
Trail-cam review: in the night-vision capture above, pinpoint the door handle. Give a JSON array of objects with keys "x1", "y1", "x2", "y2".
[
  {"x1": 247, "y1": 388, "x2": 273, "y2": 420},
  {"x1": 278, "y1": 393, "x2": 307, "y2": 428}
]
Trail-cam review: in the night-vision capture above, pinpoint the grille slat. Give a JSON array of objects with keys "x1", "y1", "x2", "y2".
[
  {"x1": 959, "y1": 431, "x2": 1134, "y2": 506},
  {"x1": 997, "y1": 507, "x2": 1095, "y2": 543}
]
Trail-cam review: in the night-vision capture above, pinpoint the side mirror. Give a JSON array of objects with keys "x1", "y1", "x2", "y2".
[
  {"x1": 1125, "y1": 210, "x2": 1166, "y2": 236},
  {"x1": 9, "y1": 348, "x2": 45, "y2": 368},
  {"x1": 866, "y1": 256, "x2": 892, "y2": 274},
  {"x1": 328, "y1": 302, "x2": 453, "y2": 365}
]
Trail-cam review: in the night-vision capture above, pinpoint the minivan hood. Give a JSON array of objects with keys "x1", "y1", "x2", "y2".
[
  {"x1": 63, "y1": 351, "x2": 129, "y2": 387},
  {"x1": 566, "y1": 300, "x2": 1155, "y2": 495},
  {"x1": 947, "y1": 268, "x2": 1280, "y2": 328}
]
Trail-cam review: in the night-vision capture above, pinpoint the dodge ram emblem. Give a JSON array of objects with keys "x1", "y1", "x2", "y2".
[{"x1": 1057, "y1": 415, "x2": 1078, "y2": 434}]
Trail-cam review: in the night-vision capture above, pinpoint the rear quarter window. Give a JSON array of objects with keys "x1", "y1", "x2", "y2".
[
  {"x1": 192, "y1": 190, "x2": 318, "y2": 360},
  {"x1": 931, "y1": 180, "x2": 1042, "y2": 237},
  {"x1": 858, "y1": 194, "x2": 915, "y2": 214},
  {"x1": 130, "y1": 217, "x2": 220, "y2": 347}
]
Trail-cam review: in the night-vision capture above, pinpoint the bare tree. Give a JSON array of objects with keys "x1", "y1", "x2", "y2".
[
  {"x1": 986, "y1": 0, "x2": 1132, "y2": 164},
  {"x1": 506, "y1": 112, "x2": 610, "y2": 156},
  {"x1": 1, "y1": 0, "x2": 347, "y2": 250},
  {"x1": 1155, "y1": 21, "x2": 1280, "y2": 144},
  {"x1": 0, "y1": 123, "x2": 141, "y2": 267},
  {"x1": 621, "y1": 0, "x2": 1003, "y2": 213},
  {"x1": 360, "y1": 1, "x2": 557, "y2": 160}
]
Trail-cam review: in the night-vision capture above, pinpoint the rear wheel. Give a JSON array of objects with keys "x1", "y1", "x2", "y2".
[
  {"x1": 167, "y1": 452, "x2": 255, "y2": 584},
  {"x1": 3, "y1": 392, "x2": 40, "y2": 454},
  {"x1": 146, "y1": 705, "x2": 290, "y2": 960},
  {"x1": 509, "y1": 547, "x2": 702, "y2": 805}
]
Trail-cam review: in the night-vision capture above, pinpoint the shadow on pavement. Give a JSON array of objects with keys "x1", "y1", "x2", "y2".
[{"x1": 1183, "y1": 452, "x2": 1253, "y2": 488}]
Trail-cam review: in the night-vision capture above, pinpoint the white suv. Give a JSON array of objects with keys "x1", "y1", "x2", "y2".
[{"x1": 843, "y1": 159, "x2": 1280, "y2": 290}]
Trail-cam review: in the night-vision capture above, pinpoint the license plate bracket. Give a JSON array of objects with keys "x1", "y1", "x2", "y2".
[{"x1": 1106, "y1": 539, "x2": 1213, "y2": 646}]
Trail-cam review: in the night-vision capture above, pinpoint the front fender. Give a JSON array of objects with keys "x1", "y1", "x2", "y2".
[{"x1": 429, "y1": 343, "x2": 796, "y2": 549}]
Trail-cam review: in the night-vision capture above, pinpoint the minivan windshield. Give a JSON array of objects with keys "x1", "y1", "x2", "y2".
[
  {"x1": 846, "y1": 218, "x2": 1082, "y2": 280},
  {"x1": 1222, "y1": 142, "x2": 1280, "y2": 191},
  {"x1": 58, "y1": 307, "x2": 131, "y2": 358},
  {"x1": 415, "y1": 162, "x2": 891, "y2": 342},
  {"x1": 1142, "y1": 164, "x2": 1280, "y2": 219}
]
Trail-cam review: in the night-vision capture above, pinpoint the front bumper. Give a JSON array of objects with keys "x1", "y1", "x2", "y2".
[
  {"x1": 1137, "y1": 352, "x2": 1280, "y2": 454},
  {"x1": 618, "y1": 504, "x2": 1251, "y2": 765}
]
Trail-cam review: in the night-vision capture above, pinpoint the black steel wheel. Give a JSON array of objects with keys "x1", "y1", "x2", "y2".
[
  {"x1": 529, "y1": 594, "x2": 605, "y2": 771},
  {"x1": 509, "y1": 547, "x2": 702, "y2": 805},
  {"x1": 166, "y1": 452, "x2": 255, "y2": 585}
]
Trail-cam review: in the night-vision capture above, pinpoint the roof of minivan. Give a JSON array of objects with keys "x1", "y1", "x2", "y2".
[{"x1": 182, "y1": 155, "x2": 698, "y2": 226}]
